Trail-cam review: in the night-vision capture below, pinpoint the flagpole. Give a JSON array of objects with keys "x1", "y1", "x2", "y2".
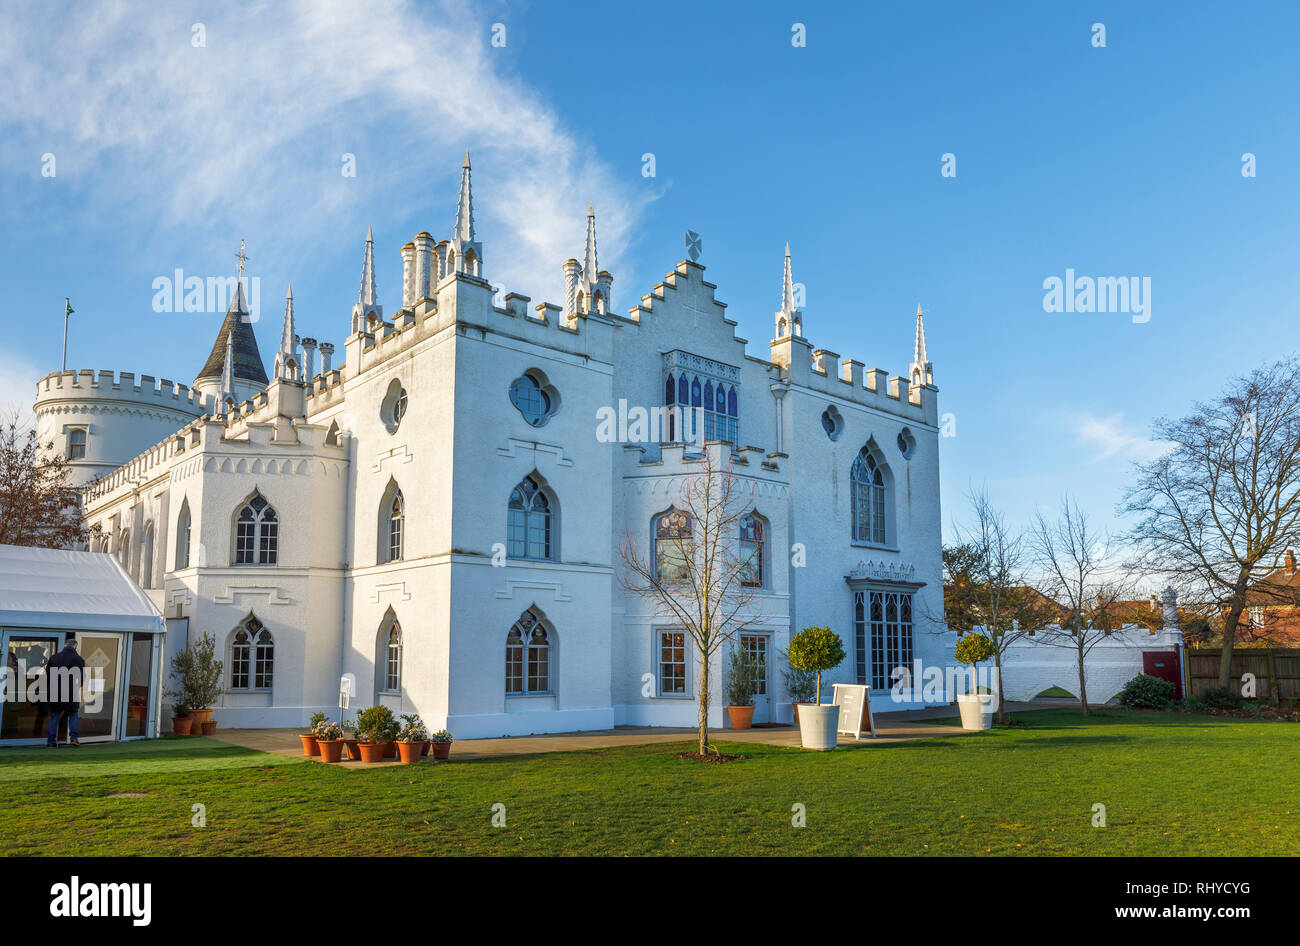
[{"x1": 62, "y1": 298, "x2": 71, "y2": 373}]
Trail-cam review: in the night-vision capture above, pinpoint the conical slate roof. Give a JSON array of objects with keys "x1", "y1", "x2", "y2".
[{"x1": 195, "y1": 282, "x2": 269, "y2": 386}]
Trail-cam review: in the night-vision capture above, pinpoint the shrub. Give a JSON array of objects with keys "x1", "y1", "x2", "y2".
[
  {"x1": 1199, "y1": 686, "x2": 1244, "y2": 710},
  {"x1": 725, "y1": 647, "x2": 762, "y2": 706},
  {"x1": 1117, "y1": 674, "x2": 1175, "y2": 708},
  {"x1": 355, "y1": 704, "x2": 398, "y2": 743},
  {"x1": 787, "y1": 626, "x2": 846, "y2": 704},
  {"x1": 166, "y1": 632, "x2": 224, "y2": 712},
  {"x1": 309, "y1": 711, "x2": 328, "y2": 729},
  {"x1": 398, "y1": 713, "x2": 428, "y2": 742},
  {"x1": 779, "y1": 648, "x2": 817, "y2": 703},
  {"x1": 430, "y1": 729, "x2": 453, "y2": 744}
]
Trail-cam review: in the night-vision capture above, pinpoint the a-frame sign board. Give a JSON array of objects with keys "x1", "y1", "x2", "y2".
[{"x1": 831, "y1": 683, "x2": 876, "y2": 739}]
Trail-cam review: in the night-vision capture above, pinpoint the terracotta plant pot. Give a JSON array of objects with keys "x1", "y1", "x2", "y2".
[
  {"x1": 420, "y1": 741, "x2": 430, "y2": 757},
  {"x1": 397, "y1": 741, "x2": 425, "y2": 764},
  {"x1": 200, "y1": 720, "x2": 216, "y2": 736},
  {"x1": 172, "y1": 716, "x2": 192, "y2": 736},
  {"x1": 727, "y1": 705, "x2": 755, "y2": 730},
  {"x1": 383, "y1": 740, "x2": 397, "y2": 759},
  {"x1": 189, "y1": 708, "x2": 212, "y2": 728},
  {"x1": 432, "y1": 741, "x2": 451, "y2": 760},
  {"x1": 130, "y1": 705, "x2": 146, "y2": 723},
  {"x1": 344, "y1": 738, "x2": 361, "y2": 761},
  {"x1": 317, "y1": 738, "x2": 345, "y2": 763},
  {"x1": 358, "y1": 741, "x2": 387, "y2": 763},
  {"x1": 299, "y1": 734, "x2": 320, "y2": 757}
]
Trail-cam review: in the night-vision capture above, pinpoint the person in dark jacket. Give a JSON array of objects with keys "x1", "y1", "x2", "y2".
[{"x1": 46, "y1": 641, "x2": 86, "y2": 747}]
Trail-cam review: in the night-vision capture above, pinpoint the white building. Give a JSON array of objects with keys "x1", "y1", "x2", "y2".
[{"x1": 34, "y1": 155, "x2": 953, "y2": 738}]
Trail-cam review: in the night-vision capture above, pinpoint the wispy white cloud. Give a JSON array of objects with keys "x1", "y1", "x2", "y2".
[
  {"x1": 0, "y1": 0, "x2": 653, "y2": 309},
  {"x1": 1074, "y1": 412, "x2": 1170, "y2": 463}
]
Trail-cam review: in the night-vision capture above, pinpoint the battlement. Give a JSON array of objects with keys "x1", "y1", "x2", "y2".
[
  {"x1": 36, "y1": 368, "x2": 211, "y2": 415},
  {"x1": 81, "y1": 422, "x2": 200, "y2": 504}
]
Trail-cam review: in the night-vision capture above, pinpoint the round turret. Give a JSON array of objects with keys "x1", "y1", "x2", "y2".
[{"x1": 34, "y1": 369, "x2": 208, "y2": 488}]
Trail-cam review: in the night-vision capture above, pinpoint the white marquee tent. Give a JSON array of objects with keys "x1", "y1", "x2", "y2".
[{"x1": 0, "y1": 544, "x2": 165, "y2": 744}]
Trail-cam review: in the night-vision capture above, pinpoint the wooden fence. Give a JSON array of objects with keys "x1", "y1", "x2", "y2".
[{"x1": 1186, "y1": 648, "x2": 1300, "y2": 700}]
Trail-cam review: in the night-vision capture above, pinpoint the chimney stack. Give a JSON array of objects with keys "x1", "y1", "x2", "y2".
[{"x1": 301, "y1": 337, "x2": 317, "y2": 380}]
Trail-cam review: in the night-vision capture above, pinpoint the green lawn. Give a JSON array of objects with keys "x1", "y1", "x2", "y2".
[{"x1": 1, "y1": 709, "x2": 1295, "y2": 856}]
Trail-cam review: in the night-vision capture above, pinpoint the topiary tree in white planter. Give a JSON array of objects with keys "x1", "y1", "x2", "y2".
[
  {"x1": 787, "y1": 626, "x2": 846, "y2": 750},
  {"x1": 954, "y1": 631, "x2": 997, "y2": 730}
]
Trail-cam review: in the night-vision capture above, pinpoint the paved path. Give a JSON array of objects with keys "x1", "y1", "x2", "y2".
[{"x1": 210, "y1": 701, "x2": 1060, "y2": 768}]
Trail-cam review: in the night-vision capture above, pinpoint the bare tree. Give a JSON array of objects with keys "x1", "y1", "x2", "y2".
[
  {"x1": 618, "y1": 446, "x2": 765, "y2": 756},
  {"x1": 0, "y1": 407, "x2": 92, "y2": 549},
  {"x1": 1030, "y1": 495, "x2": 1135, "y2": 715},
  {"x1": 1123, "y1": 355, "x2": 1300, "y2": 689},
  {"x1": 948, "y1": 487, "x2": 1055, "y2": 723}
]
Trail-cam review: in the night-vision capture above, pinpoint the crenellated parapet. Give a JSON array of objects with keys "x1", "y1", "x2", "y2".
[{"x1": 36, "y1": 368, "x2": 214, "y2": 416}]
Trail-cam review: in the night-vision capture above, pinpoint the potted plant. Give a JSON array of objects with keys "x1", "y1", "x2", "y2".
[
  {"x1": 355, "y1": 705, "x2": 396, "y2": 763},
  {"x1": 954, "y1": 632, "x2": 997, "y2": 731},
  {"x1": 396, "y1": 717, "x2": 428, "y2": 764},
  {"x1": 171, "y1": 703, "x2": 192, "y2": 736},
  {"x1": 725, "y1": 647, "x2": 760, "y2": 729},
  {"x1": 780, "y1": 647, "x2": 817, "y2": 725},
  {"x1": 342, "y1": 717, "x2": 361, "y2": 760},
  {"x1": 300, "y1": 711, "x2": 327, "y2": 757},
  {"x1": 430, "y1": 729, "x2": 454, "y2": 760},
  {"x1": 401, "y1": 714, "x2": 430, "y2": 757},
  {"x1": 787, "y1": 625, "x2": 846, "y2": 750},
  {"x1": 200, "y1": 719, "x2": 217, "y2": 736},
  {"x1": 166, "y1": 632, "x2": 223, "y2": 733},
  {"x1": 314, "y1": 719, "x2": 345, "y2": 762}
]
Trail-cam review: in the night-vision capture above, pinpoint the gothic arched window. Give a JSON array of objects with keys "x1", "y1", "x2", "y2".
[
  {"x1": 739, "y1": 512, "x2": 767, "y2": 588},
  {"x1": 850, "y1": 448, "x2": 887, "y2": 544},
  {"x1": 505, "y1": 608, "x2": 552, "y2": 695},
  {"x1": 140, "y1": 523, "x2": 155, "y2": 589},
  {"x1": 382, "y1": 622, "x2": 402, "y2": 693},
  {"x1": 230, "y1": 617, "x2": 274, "y2": 690},
  {"x1": 507, "y1": 476, "x2": 552, "y2": 560},
  {"x1": 380, "y1": 484, "x2": 404, "y2": 563},
  {"x1": 234, "y1": 494, "x2": 278, "y2": 565},
  {"x1": 176, "y1": 499, "x2": 191, "y2": 569},
  {"x1": 654, "y1": 508, "x2": 692, "y2": 581}
]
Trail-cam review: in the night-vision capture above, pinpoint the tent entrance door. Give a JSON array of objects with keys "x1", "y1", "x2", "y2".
[
  {"x1": 1, "y1": 631, "x2": 64, "y2": 744},
  {"x1": 75, "y1": 633, "x2": 123, "y2": 743}
]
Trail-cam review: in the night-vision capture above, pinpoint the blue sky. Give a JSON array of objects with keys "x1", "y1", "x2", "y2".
[{"x1": 2, "y1": 0, "x2": 1298, "y2": 545}]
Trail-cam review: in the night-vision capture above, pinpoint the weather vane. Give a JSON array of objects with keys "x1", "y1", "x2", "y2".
[
  {"x1": 235, "y1": 239, "x2": 250, "y2": 278},
  {"x1": 684, "y1": 230, "x2": 702, "y2": 262}
]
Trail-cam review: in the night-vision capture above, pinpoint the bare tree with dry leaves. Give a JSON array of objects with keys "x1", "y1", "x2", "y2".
[
  {"x1": 947, "y1": 487, "x2": 1058, "y2": 723},
  {"x1": 0, "y1": 407, "x2": 93, "y2": 549},
  {"x1": 618, "y1": 446, "x2": 766, "y2": 756},
  {"x1": 1123, "y1": 355, "x2": 1300, "y2": 690},
  {"x1": 1030, "y1": 495, "x2": 1136, "y2": 716}
]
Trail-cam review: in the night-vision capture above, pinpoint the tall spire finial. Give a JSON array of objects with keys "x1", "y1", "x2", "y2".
[
  {"x1": 275, "y1": 284, "x2": 297, "y2": 381},
  {"x1": 220, "y1": 328, "x2": 235, "y2": 409},
  {"x1": 455, "y1": 150, "x2": 475, "y2": 243},
  {"x1": 781, "y1": 242, "x2": 795, "y2": 316},
  {"x1": 583, "y1": 202, "x2": 598, "y2": 279},
  {"x1": 359, "y1": 225, "x2": 376, "y2": 306},
  {"x1": 914, "y1": 303, "x2": 928, "y2": 367},
  {"x1": 235, "y1": 239, "x2": 250, "y2": 279},
  {"x1": 911, "y1": 304, "x2": 932, "y2": 388}
]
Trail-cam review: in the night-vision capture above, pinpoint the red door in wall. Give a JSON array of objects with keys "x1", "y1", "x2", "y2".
[{"x1": 1142, "y1": 651, "x2": 1182, "y2": 699}]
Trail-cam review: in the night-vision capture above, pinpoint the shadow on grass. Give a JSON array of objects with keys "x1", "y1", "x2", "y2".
[{"x1": 0, "y1": 737, "x2": 299, "y2": 782}]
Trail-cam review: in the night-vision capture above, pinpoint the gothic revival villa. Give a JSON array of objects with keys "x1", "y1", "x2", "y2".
[{"x1": 31, "y1": 154, "x2": 950, "y2": 738}]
